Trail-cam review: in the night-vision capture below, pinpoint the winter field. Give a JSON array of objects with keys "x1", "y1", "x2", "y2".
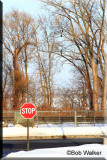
[
  {"x1": 3, "y1": 123, "x2": 107, "y2": 138},
  {"x1": 3, "y1": 122, "x2": 107, "y2": 159}
]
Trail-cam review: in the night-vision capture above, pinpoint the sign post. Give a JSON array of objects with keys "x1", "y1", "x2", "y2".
[
  {"x1": 20, "y1": 103, "x2": 36, "y2": 151},
  {"x1": 27, "y1": 119, "x2": 29, "y2": 151}
]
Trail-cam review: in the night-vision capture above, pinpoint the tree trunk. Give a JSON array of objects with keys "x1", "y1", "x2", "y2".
[
  {"x1": 101, "y1": 58, "x2": 107, "y2": 110},
  {"x1": 37, "y1": 51, "x2": 47, "y2": 108},
  {"x1": 87, "y1": 78, "x2": 93, "y2": 110},
  {"x1": 48, "y1": 51, "x2": 53, "y2": 109},
  {"x1": 13, "y1": 50, "x2": 20, "y2": 109},
  {"x1": 101, "y1": 86, "x2": 105, "y2": 110},
  {"x1": 91, "y1": 57, "x2": 99, "y2": 110},
  {"x1": 25, "y1": 47, "x2": 29, "y2": 103}
]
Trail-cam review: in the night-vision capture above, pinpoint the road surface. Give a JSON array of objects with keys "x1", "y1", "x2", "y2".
[{"x1": 3, "y1": 138, "x2": 103, "y2": 157}]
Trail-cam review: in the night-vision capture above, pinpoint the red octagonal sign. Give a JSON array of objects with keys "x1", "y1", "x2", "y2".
[{"x1": 20, "y1": 103, "x2": 36, "y2": 119}]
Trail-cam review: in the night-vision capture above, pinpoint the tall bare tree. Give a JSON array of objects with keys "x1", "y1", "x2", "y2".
[
  {"x1": 3, "y1": 10, "x2": 36, "y2": 109},
  {"x1": 41, "y1": 0, "x2": 106, "y2": 110},
  {"x1": 32, "y1": 16, "x2": 56, "y2": 110}
]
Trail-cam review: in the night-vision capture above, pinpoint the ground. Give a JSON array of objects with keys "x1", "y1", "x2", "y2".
[{"x1": 3, "y1": 123, "x2": 107, "y2": 158}]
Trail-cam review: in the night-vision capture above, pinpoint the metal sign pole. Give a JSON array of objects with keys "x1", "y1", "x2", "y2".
[
  {"x1": 27, "y1": 119, "x2": 29, "y2": 151},
  {"x1": 21, "y1": 103, "x2": 36, "y2": 151}
]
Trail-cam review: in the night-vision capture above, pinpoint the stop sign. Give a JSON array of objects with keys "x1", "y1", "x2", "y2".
[{"x1": 20, "y1": 103, "x2": 36, "y2": 119}]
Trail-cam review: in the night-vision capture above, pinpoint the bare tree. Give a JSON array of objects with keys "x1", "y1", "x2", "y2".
[
  {"x1": 32, "y1": 16, "x2": 56, "y2": 110},
  {"x1": 3, "y1": 10, "x2": 36, "y2": 109},
  {"x1": 41, "y1": 0, "x2": 106, "y2": 110}
]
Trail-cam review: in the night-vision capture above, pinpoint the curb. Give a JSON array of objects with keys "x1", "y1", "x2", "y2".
[{"x1": 2, "y1": 135, "x2": 104, "y2": 140}]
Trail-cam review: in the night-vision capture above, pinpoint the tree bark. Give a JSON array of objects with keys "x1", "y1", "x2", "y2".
[
  {"x1": 13, "y1": 50, "x2": 19, "y2": 109},
  {"x1": 91, "y1": 56, "x2": 99, "y2": 110}
]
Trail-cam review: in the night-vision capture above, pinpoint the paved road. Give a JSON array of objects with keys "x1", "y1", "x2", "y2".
[{"x1": 3, "y1": 138, "x2": 103, "y2": 157}]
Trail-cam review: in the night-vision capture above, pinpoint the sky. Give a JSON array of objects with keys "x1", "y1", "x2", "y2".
[
  {"x1": 2, "y1": 0, "x2": 72, "y2": 87},
  {"x1": 2, "y1": 0, "x2": 42, "y2": 16}
]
